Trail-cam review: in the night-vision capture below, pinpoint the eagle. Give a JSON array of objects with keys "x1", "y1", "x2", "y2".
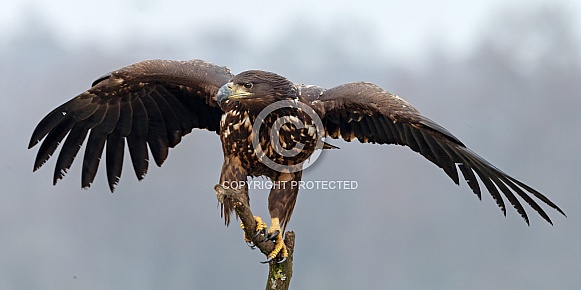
[{"x1": 29, "y1": 59, "x2": 565, "y2": 262}]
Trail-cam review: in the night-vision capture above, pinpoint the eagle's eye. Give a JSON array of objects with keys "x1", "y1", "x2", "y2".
[{"x1": 243, "y1": 82, "x2": 253, "y2": 89}]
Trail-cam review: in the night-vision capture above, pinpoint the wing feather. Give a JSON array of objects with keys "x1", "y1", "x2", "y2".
[
  {"x1": 314, "y1": 81, "x2": 564, "y2": 224},
  {"x1": 377, "y1": 116, "x2": 400, "y2": 144},
  {"x1": 33, "y1": 102, "x2": 99, "y2": 171},
  {"x1": 29, "y1": 59, "x2": 233, "y2": 191},
  {"x1": 141, "y1": 93, "x2": 169, "y2": 167},
  {"x1": 28, "y1": 96, "x2": 94, "y2": 149},
  {"x1": 358, "y1": 116, "x2": 374, "y2": 140},
  {"x1": 156, "y1": 85, "x2": 193, "y2": 135},
  {"x1": 126, "y1": 97, "x2": 149, "y2": 181},
  {"x1": 420, "y1": 131, "x2": 459, "y2": 185},
  {"x1": 54, "y1": 104, "x2": 108, "y2": 185},
  {"x1": 106, "y1": 101, "x2": 131, "y2": 191},
  {"x1": 82, "y1": 126, "x2": 108, "y2": 188},
  {"x1": 366, "y1": 116, "x2": 386, "y2": 143},
  {"x1": 53, "y1": 125, "x2": 89, "y2": 183},
  {"x1": 81, "y1": 102, "x2": 120, "y2": 188},
  {"x1": 149, "y1": 88, "x2": 181, "y2": 147},
  {"x1": 402, "y1": 124, "x2": 421, "y2": 153}
]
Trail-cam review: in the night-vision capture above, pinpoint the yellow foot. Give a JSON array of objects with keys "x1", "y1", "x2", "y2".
[
  {"x1": 241, "y1": 216, "x2": 268, "y2": 248},
  {"x1": 241, "y1": 216, "x2": 288, "y2": 263},
  {"x1": 262, "y1": 218, "x2": 288, "y2": 263}
]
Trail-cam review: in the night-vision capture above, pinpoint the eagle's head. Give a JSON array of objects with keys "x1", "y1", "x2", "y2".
[{"x1": 217, "y1": 70, "x2": 296, "y2": 111}]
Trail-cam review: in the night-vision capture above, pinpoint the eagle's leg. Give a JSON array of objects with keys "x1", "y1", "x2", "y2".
[
  {"x1": 240, "y1": 216, "x2": 268, "y2": 248},
  {"x1": 218, "y1": 156, "x2": 249, "y2": 226},
  {"x1": 262, "y1": 172, "x2": 302, "y2": 263}
]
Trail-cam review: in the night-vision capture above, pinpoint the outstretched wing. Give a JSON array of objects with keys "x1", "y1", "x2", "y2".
[
  {"x1": 314, "y1": 82, "x2": 564, "y2": 224},
  {"x1": 29, "y1": 59, "x2": 233, "y2": 191}
]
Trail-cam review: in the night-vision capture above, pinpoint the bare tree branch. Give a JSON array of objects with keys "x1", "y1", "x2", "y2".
[
  {"x1": 215, "y1": 184, "x2": 295, "y2": 290},
  {"x1": 266, "y1": 232, "x2": 294, "y2": 290}
]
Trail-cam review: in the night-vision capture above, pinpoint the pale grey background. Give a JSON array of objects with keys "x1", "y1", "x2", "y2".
[{"x1": 1, "y1": 0, "x2": 580, "y2": 289}]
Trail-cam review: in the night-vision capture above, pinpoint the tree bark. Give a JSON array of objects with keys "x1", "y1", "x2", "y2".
[
  {"x1": 215, "y1": 184, "x2": 295, "y2": 290},
  {"x1": 265, "y1": 231, "x2": 294, "y2": 290}
]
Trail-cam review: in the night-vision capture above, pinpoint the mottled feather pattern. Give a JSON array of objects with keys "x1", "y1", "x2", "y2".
[{"x1": 220, "y1": 101, "x2": 318, "y2": 179}]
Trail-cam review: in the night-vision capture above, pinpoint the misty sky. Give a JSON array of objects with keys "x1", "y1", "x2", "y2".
[
  {"x1": 3, "y1": 0, "x2": 581, "y2": 65},
  {"x1": 2, "y1": 1, "x2": 580, "y2": 289}
]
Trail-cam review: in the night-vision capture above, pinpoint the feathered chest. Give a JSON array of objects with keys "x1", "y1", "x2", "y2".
[{"x1": 219, "y1": 103, "x2": 320, "y2": 175}]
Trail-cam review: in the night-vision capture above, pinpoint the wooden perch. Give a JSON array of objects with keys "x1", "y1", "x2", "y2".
[{"x1": 215, "y1": 184, "x2": 295, "y2": 290}]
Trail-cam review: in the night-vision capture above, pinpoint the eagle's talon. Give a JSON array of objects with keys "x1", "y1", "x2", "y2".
[
  {"x1": 266, "y1": 229, "x2": 280, "y2": 241},
  {"x1": 260, "y1": 255, "x2": 286, "y2": 264},
  {"x1": 242, "y1": 217, "x2": 288, "y2": 262},
  {"x1": 258, "y1": 234, "x2": 268, "y2": 243},
  {"x1": 242, "y1": 215, "x2": 269, "y2": 251},
  {"x1": 253, "y1": 227, "x2": 267, "y2": 239}
]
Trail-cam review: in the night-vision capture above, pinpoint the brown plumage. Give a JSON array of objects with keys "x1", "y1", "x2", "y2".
[{"x1": 29, "y1": 59, "x2": 565, "y2": 261}]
